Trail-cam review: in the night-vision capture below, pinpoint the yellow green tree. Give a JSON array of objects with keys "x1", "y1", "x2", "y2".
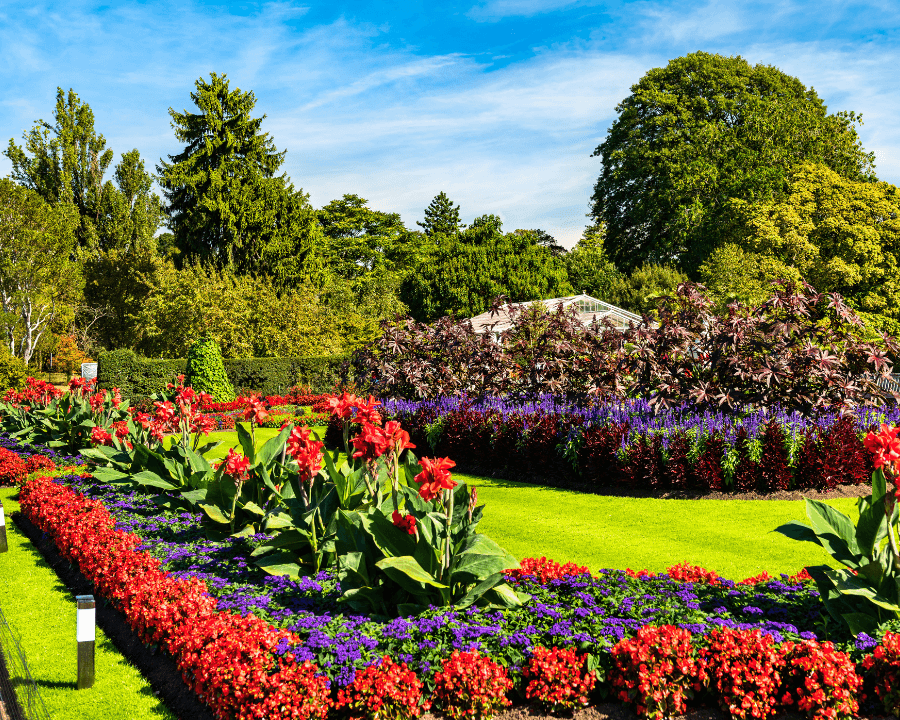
[{"x1": 721, "y1": 163, "x2": 900, "y2": 331}]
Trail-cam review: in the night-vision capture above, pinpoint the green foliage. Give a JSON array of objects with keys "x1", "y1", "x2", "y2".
[
  {"x1": 776, "y1": 467, "x2": 900, "y2": 635},
  {"x1": 4, "y1": 88, "x2": 163, "y2": 252},
  {"x1": 96, "y1": 349, "x2": 186, "y2": 398},
  {"x1": 0, "y1": 350, "x2": 28, "y2": 391},
  {"x1": 729, "y1": 163, "x2": 900, "y2": 327},
  {"x1": 699, "y1": 242, "x2": 801, "y2": 309},
  {"x1": 185, "y1": 336, "x2": 235, "y2": 402},
  {"x1": 0, "y1": 179, "x2": 83, "y2": 363},
  {"x1": 564, "y1": 223, "x2": 622, "y2": 299},
  {"x1": 605, "y1": 263, "x2": 688, "y2": 316},
  {"x1": 417, "y1": 191, "x2": 465, "y2": 237},
  {"x1": 225, "y1": 355, "x2": 348, "y2": 395},
  {"x1": 157, "y1": 72, "x2": 323, "y2": 283},
  {"x1": 401, "y1": 215, "x2": 573, "y2": 322},
  {"x1": 591, "y1": 51, "x2": 876, "y2": 275},
  {"x1": 98, "y1": 349, "x2": 347, "y2": 399}
]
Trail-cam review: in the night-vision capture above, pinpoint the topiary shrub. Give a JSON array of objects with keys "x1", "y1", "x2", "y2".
[
  {"x1": 185, "y1": 336, "x2": 235, "y2": 402},
  {"x1": 0, "y1": 352, "x2": 28, "y2": 391}
]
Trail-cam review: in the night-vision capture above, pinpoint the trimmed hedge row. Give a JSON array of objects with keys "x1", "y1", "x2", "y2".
[{"x1": 97, "y1": 349, "x2": 348, "y2": 398}]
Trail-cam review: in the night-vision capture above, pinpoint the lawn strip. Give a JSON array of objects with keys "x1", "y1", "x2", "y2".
[
  {"x1": 467, "y1": 474, "x2": 857, "y2": 579},
  {"x1": 0, "y1": 487, "x2": 183, "y2": 720}
]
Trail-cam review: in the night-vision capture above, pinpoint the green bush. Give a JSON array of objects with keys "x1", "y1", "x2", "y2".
[
  {"x1": 96, "y1": 349, "x2": 186, "y2": 398},
  {"x1": 185, "y1": 336, "x2": 235, "y2": 402},
  {"x1": 0, "y1": 352, "x2": 29, "y2": 391},
  {"x1": 99, "y1": 349, "x2": 347, "y2": 400},
  {"x1": 226, "y1": 355, "x2": 348, "y2": 395}
]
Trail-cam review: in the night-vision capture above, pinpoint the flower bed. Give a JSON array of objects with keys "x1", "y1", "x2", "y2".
[
  {"x1": 8, "y1": 447, "x2": 900, "y2": 718},
  {"x1": 373, "y1": 395, "x2": 898, "y2": 494}
]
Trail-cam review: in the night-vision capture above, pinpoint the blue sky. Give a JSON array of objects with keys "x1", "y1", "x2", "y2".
[{"x1": 2, "y1": 0, "x2": 900, "y2": 247}]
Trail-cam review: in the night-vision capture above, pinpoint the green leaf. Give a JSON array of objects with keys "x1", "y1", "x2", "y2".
[
  {"x1": 829, "y1": 569, "x2": 900, "y2": 613},
  {"x1": 362, "y1": 510, "x2": 418, "y2": 558},
  {"x1": 237, "y1": 423, "x2": 255, "y2": 462},
  {"x1": 842, "y1": 612, "x2": 879, "y2": 635},
  {"x1": 805, "y1": 499, "x2": 862, "y2": 568},
  {"x1": 254, "y1": 551, "x2": 301, "y2": 577},
  {"x1": 258, "y1": 427, "x2": 290, "y2": 467},
  {"x1": 199, "y1": 503, "x2": 231, "y2": 525},
  {"x1": 376, "y1": 555, "x2": 448, "y2": 594},
  {"x1": 89, "y1": 467, "x2": 131, "y2": 483},
  {"x1": 241, "y1": 500, "x2": 265, "y2": 516},
  {"x1": 856, "y1": 498, "x2": 888, "y2": 559},
  {"x1": 132, "y1": 471, "x2": 177, "y2": 490}
]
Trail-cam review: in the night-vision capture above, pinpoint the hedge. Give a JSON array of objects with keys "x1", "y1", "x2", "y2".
[{"x1": 97, "y1": 350, "x2": 348, "y2": 399}]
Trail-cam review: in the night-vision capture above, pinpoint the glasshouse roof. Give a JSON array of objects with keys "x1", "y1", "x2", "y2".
[{"x1": 466, "y1": 294, "x2": 643, "y2": 335}]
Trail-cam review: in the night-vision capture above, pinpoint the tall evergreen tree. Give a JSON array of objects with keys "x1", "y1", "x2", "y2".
[
  {"x1": 157, "y1": 72, "x2": 322, "y2": 279},
  {"x1": 417, "y1": 191, "x2": 465, "y2": 236}
]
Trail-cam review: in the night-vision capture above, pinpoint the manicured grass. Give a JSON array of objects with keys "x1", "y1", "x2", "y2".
[
  {"x1": 0, "y1": 487, "x2": 177, "y2": 720},
  {"x1": 464, "y1": 473, "x2": 856, "y2": 580}
]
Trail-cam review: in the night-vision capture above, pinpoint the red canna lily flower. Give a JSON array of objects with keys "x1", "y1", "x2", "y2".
[
  {"x1": 352, "y1": 396, "x2": 382, "y2": 426},
  {"x1": 391, "y1": 509, "x2": 417, "y2": 536},
  {"x1": 864, "y1": 423, "x2": 900, "y2": 473},
  {"x1": 414, "y1": 457, "x2": 457, "y2": 501},
  {"x1": 241, "y1": 396, "x2": 269, "y2": 425},
  {"x1": 351, "y1": 422, "x2": 391, "y2": 462},
  {"x1": 223, "y1": 448, "x2": 250, "y2": 482},
  {"x1": 382, "y1": 420, "x2": 415, "y2": 454},
  {"x1": 90, "y1": 426, "x2": 113, "y2": 446},
  {"x1": 326, "y1": 392, "x2": 361, "y2": 420},
  {"x1": 287, "y1": 427, "x2": 324, "y2": 483}
]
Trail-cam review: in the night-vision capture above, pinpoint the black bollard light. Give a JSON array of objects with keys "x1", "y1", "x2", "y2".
[{"x1": 76, "y1": 595, "x2": 95, "y2": 689}]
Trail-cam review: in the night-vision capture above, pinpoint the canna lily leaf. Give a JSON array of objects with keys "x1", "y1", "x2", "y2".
[
  {"x1": 376, "y1": 556, "x2": 448, "y2": 594},
  {"x1": 199, "y1": 503, "x2": 231, "y2": 525},
  {"x1": 257, "y1": 426, "x2": 291, "y2": 467},
  {"x1": 132, "y1": 471, "x2": 177, "y2": 490},
  {"x1": 254, "y1": 551, "x2": 301, "y2": 577},
  {"x1": 805, "y1": 499, "x2": 862, "y2": 568}
]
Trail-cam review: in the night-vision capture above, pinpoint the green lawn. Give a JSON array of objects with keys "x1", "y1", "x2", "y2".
[
  {"x1": 467, "y1": 474, "x2": 855, "y2": 580},
  {"x1": 0, "y1": 487, "x2": 177, "y2": 720}
]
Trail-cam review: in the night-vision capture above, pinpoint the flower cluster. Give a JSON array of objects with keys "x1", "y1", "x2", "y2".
[
  {"x1": 522, "y1": 646, "x2": 596, "y2": 713},
  {"x1": 378, "y1": 395, "x2": 880, "y2": 496},
  {"x1": 24, "y1": 453, "x2": 56, "y2": 476},
  {"x1": 0, "y1": 447, "x2": 26, "y2": 486},
  {"x1": 505, "y1": 556, "x2": 590, "y2": 583},
  {"x1": 610, "y1": 625, "x2": 704, "y2": 720},
  {"x1": 861, "y1": 631, "x2": 900, "y2": 715},
  {"x1": 413, "y1": 457, "x2": 456, "y2": 501},
  {"x1": 864, "y1": 423, "x2": 900, "y2": 475},
  {"x1": 17, "y1": 476, "x2": 332, "y2": 720},
  {"x1": 779, "y1": 640, "x2": 860, "y2": 720},
  {"x1": 700, "y1": 627, "x2": 783, "y2": 720},
  {"x1": 286, "y1": 427, "x2": 325, "y2": 483},
  {"x1": 335, "y1": 656, "x2": 426, "y2": 720},
  {"x1": 432, "y1": 650, "x2": 512, "y2": 720}
]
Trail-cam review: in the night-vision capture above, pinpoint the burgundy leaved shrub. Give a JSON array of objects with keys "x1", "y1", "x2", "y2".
[{"x1": 759, "y1": 421, "x2": 791, "y2": 493}]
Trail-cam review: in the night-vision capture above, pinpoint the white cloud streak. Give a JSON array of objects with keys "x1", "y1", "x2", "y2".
[{"x1": 1, "y1": 0, "x2": 900, "y2": 248}]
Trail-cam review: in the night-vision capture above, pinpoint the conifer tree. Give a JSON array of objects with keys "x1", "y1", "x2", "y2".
[
  {"x1": 417, "y1": 191, "x2": 465, "y2": 236},
  {"x1": 157, "y1": 72, "x2": 323, "y2": 280}
]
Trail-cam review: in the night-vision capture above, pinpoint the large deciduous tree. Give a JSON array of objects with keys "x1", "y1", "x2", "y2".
[
  {"x1": 157, "y1": 72, "x2": 323, "y2": 282},
  {"x1": 5, "y1": 88, "x2": 164, "y2": 252},
  {"x1": 0, "y1": 179, "x2": 82, "y2": 363},
  {"x1": 590, "y1": 52, "x2": 875, "y2": 275},
  {"x1": 713, "y1": 163, "x2": 900, "y2": 332}
]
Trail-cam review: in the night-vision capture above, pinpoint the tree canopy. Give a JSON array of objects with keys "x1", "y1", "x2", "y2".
[
  {"x1": 401, "y1": 215, "x2": 572, "y2": 322},
  {"x1": 417, "y1": 191, "x2": 465, "y2": 237},
  {"x1": 0, "y1": 180, "x2": 82, "y2": 363},
  {"x1": 590, "y1": 51, "x2": 876, "y2": 276},
  {"x1": 157, "y1": 72, "x2": 322, "y2": 281},
  {"x1": 713, "y1": 163, "x2": 900, "y2": 332}
]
